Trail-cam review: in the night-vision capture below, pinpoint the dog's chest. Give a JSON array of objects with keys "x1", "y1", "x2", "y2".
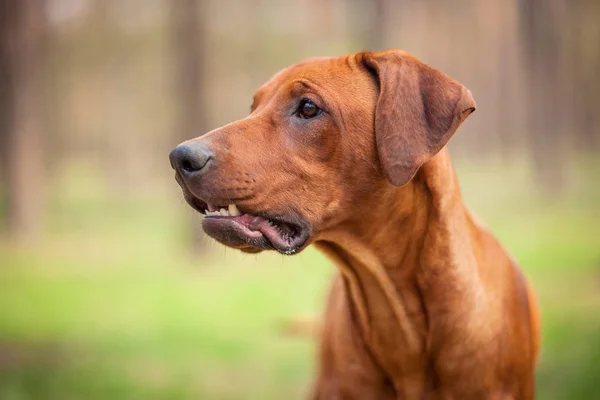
[{"x1": 347, "y1": 278, "x2": 504, "y2": 398}]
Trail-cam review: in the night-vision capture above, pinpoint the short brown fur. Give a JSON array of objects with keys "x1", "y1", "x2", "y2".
[{"x1": 172, "y1": 50, "x2": 540, "y2": 399}]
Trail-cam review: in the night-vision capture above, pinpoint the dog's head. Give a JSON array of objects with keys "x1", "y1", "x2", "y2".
[{"x1": 169, "y1": 50, "x2": 475, "y2": 255}]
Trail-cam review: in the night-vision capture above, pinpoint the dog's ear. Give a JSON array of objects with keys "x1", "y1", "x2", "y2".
[{"x1": 360, "y1": 50, "x2": 476, "y2": 186}]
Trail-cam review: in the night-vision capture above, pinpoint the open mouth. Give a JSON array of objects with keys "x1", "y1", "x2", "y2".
[{"x1": 184, "y1": 195, "x2": 310, "y2": 255}]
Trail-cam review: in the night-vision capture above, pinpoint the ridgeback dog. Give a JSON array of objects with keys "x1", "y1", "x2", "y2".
[{"x1": 169, "y1": 49, "x2": 540, "y2": 399}]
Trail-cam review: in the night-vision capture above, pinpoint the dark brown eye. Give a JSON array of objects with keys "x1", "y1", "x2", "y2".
[{"x1": 297, "y1": 99, "x2": 320, "y2": 119}]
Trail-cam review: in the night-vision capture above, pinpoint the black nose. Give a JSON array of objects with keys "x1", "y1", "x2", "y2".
[{"x1": 169, "y1": 142, "x2": 212, "y2": 176}]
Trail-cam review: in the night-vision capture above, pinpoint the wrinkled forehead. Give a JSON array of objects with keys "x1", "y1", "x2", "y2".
[{"x1": 252, "y1": 55, "x2": 363, "y2": 103}]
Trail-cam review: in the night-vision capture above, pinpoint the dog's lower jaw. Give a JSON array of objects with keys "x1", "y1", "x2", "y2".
[{"x1": 202, "y1": 212, "x2": 312, "y2": 255}]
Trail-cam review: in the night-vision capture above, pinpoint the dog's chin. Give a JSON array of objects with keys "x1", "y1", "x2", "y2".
[{"x1": 181, "y1": 191, "x2": 311, "y2": 255}]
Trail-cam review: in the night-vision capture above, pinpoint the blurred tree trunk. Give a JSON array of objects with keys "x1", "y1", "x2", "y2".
[
  {"x1": 519, "y1": 0, "x2": 567, "y2": 193},
  {"x1": 475, "y1": 0, "x2": 517, "y2": 157},
  {"x1": 171, "y1": 0, "x2": 209, "y2": 253},
  {"x1": 0, "y1": 0, "x2": 47, "y2": 241},
  {"x1": 365, "y1": 0, "x2": 389, "y2": 51},
  {"x1": 570, "y1": 0, "x2": 600, "y2": 150}
]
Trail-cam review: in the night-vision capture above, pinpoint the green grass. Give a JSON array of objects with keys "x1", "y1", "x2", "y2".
[{"x1": 0, "y1": 159, "x2": 599, "y2": 399}]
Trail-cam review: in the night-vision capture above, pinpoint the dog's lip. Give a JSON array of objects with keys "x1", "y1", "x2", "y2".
[
  {"x1": 203, "y1": 214, "x2": 264, "y2": 239},
  {"x1": 187, "y1": 196, "x2": 209, "y2": 214},
  {"x1": 176, "y1": 174, "x2": 240, "y2": 216}
]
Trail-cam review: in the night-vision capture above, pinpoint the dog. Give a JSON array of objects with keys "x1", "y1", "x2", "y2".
[{"x1": 169, "y1": 49, "x2": 540, "y2": 399}]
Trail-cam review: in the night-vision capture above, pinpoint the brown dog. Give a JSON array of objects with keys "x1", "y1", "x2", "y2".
[{"x1": 169, "y1": 49, "x2": 540, "y2": 399}]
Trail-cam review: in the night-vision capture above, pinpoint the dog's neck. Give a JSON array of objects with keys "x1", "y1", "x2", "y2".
[{"x1": 316, "y1": 149, "x2": 483, "y2": 383}]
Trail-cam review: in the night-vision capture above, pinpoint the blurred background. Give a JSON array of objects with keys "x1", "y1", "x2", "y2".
[{"x1": 0, "y1": 0, "x2": 599, "y2": 399}]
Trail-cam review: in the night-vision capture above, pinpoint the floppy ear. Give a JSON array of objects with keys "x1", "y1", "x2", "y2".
[{"x1": 361, "y1": 50, "x2": 476, "y2": 186}]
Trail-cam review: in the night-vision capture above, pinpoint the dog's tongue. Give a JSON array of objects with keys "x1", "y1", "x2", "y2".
[{"x1": 238, "y1": 214, "x2": 290, "y2": 249}]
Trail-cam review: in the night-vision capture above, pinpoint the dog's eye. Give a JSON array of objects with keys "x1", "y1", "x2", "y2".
[{"x1": 296, "y1": 99, "x2": 321, "y2": 119}]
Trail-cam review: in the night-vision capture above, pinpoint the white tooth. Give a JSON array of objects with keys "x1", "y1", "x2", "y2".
[
  {"x1": 228, "y1": 204, "x2": 240, "y2": 216},
  {"x1": 207, "y1": 203, "x2": 217, "y2": 212},
  {"x1": 220, "y1": 208, "x2": 229, "y2": 216}
]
